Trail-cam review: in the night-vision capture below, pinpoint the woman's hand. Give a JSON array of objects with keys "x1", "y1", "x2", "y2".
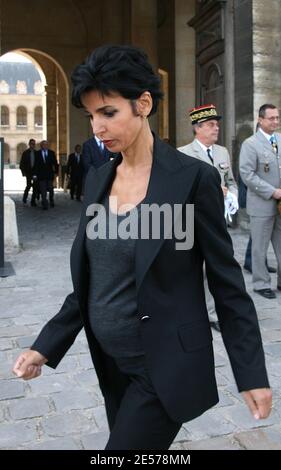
[
  {"x1": 242, "y1": 388, "x2": 272, "y2": 420},
  {"x1": 12, "y1": 350, "x2": 48, "y2": 380}
]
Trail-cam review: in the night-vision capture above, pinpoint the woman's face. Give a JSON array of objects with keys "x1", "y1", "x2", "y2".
[{"x1": 82, "y1": 91, "x2": 145, "y2": 153}]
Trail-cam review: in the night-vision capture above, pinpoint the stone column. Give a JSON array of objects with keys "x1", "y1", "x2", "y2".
[
  {"x1": 252, "y1": 0, "x2": 281, "y2": 116},
  {"x1": 175, "y1": 0, "x2": 196, "y2": 147},
  {"x1": 130, "y1": 0, "x2": 158, "y2": 131},
  {"x1": 46, "y1": 83, "x2": 57, "y2": 154},
  {"x1": 224, "y1": 0, "x2": 236, "y2": 164}
]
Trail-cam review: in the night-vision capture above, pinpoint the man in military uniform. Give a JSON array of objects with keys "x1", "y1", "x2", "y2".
[
  {"x1": 178, "y1": 104, "x2": 238, "y2": 332},
  {"x1": 239, "y1": 104, "x2": 281, "y2": 299}
]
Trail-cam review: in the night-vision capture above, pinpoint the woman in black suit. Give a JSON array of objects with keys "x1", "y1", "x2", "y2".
[{"x1": 13, "y1": 45, "x2": 272, "y2": 450}]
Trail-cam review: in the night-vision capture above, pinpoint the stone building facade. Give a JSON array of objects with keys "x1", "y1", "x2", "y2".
[
  {"x1": 0, "y1": 0, "x2": 280, "y2": 174},
  {"x1": 0, "y1": 61, "x2": 44, "y2": 166}
]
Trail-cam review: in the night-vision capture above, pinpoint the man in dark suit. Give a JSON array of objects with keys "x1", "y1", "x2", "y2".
[
  {"x1": 66, "y1": 144, "x2": 84, "y2": 201},
  {"x1": 33, "y1": 140, "x2": 58, "y2": 210},
  {"x1": 19, "y1": 138, "x2": 37, "y2": 206},
  {"x1": 82, "y1": 134, "x2": 114, "y2": 174}
]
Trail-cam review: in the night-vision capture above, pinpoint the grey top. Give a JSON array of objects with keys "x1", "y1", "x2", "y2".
[{"x1": 85, "y1": 195, "x2": 144, "y2": 358}]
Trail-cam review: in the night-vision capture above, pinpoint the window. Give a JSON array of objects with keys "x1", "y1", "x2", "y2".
[
  {"x1": 34, "y1": 106, "x2": 43, "y2": 127},
  {"x1": 17, "y1": 106, "x2": 27, "y2": 126},
  {"x1": 1, "y1": 105, "x2": 9, "y2": 126}
]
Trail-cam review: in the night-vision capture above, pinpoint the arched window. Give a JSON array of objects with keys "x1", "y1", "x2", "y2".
[
  {"x1": 34, "y1": 106, "x2": 43, "y2": 127},
  {"x1": 17, "y1": 106, "x2": 27, "y2": 126},
  {"x1": 1, "y1": 105, "x2": 9, "y2": 126},
  {"x1": 4, "y1": 143, "x2": 10, "y2": 164},
  {"x1": 17, "y1": 143, "x2": 27, "y2": 164}
]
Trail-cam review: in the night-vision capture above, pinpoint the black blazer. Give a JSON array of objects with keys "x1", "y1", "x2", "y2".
[
  {"x1": 32, "y1": 135, "x2": 269, "y2": 424},
  {"x1": 20, "y1": 149, "x2": 35, "y2": 176},
  {"x1": 33, "y1": 150, "x2": 58, "y2": 181},
  {"x1": 67, "y1": 153, "x2": 84, "y2": 180},
  {"x1": 82, "y1": 136, "x2": 114, "y2": 173}
]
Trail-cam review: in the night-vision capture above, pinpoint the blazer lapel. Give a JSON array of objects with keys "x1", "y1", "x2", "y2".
[
  {"x1": 70, "y1": 156, "x2": 122, "y2": 303},
  {"x1": 71, "y1": 136, "x2": 199, "y2": 300},
  {"x1": 256, "y1": 131, "x2": 276, "y2": 155},
  {"x1": 135, "y1": 136, "x2": 199, "y2": 292},
  {"x1": 192, "y1": 140, "x2": 211, "y2": 165}
]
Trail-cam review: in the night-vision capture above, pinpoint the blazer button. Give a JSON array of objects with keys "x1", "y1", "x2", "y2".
[{"x1": 140, "y1": 315, "x2": 150, "y2": 322}]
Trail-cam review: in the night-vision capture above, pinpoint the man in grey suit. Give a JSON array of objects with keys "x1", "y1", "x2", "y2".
[
  {"x1": 178, "y1": 104, "x2": 238, "y2": 332},
  {"x1": 239, "y1": 103, "x2": 281, "y2": 299}
]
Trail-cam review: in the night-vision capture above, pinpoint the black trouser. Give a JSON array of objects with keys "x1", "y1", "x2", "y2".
[
  {"x1": 23, "y1": 176, "x2": 36, "y2": 204},
  {"x1": 39, "y1": 179, "x2": 54, "y2": 208},
  {"x1": 104, "y1": 356, "x2": 181, "y2": 450},
  {"x1": 70, "y1": 177, "x2": 83, "y2": 200}
]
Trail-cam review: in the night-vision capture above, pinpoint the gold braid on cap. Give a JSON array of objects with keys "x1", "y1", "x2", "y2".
[{"x1": 190, "y1": 108, "x2": 217, "y2": 123}]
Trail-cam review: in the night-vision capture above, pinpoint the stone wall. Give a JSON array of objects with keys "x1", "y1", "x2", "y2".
[{"x1": 252, "y1": 0, "x2": 281, "y2": 116}]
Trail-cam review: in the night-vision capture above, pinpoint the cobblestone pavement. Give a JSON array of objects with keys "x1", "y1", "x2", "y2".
[{"x1": 1, "y1": 191, "x2": 281, "y2": 450}]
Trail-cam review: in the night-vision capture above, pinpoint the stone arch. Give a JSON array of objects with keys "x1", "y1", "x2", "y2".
[{"x1": 11, "y1": 49, "x2": 69, "y2": 185}]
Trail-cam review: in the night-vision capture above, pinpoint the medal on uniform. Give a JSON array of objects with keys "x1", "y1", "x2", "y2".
[{"x1": 264, "y1": 162, "x2": 269, "y2": 172}]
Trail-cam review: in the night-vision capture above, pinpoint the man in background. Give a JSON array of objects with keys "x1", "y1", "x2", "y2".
[
  {"x1": 178, "y1": 104, "x2": 238, "y2": 332},
  {"x1": 20, "y1": 138, "x2": 37, "y2": 206}
]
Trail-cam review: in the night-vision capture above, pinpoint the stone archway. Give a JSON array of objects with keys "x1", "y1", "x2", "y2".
[{"x1": 18, "y1": 49, "x2": 69, "y2": 173}]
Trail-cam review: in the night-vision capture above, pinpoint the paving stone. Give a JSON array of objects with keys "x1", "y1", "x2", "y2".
[
  {"x1": 182, "y1": 435, "x2": 242, "y2": 450},
  {"x1": 174, "y1": 426, "x2": 192, "y2": 442},
  {"x1": 92, "y1": 406, "x2": 109, "y2": 431},
  {"x1": 1, "y1": 194, "x2": 280, "y2": 450},
  {"x1": 0, "y1": 338, "x2": 14, "y2": 350},
  {"x1": 28, "y1": 374, "x2": 77, "y2": 395},
  {"x1": 9, "y1": 397, "x2": 51, "y2": 420},
  {"x1": 264, "y1": 343, "x2": 281, "y2": 357},
  {"x1": 73, "y1": 369, "x2": 99, "y2": 387},
  {"x1": 215, "y1": 390, "x2": 236, "y2": 407},
  {"x1": 0, "y1": 380, "x2": 25, "y2": 400},
  {"x1": 16, "y1": 335, "x2": 37, "y2": 348},
  {"x1": 52, "y1": 390, "x2": 97, "y2": 412},
  {"x1": 0, "y1": 421, "x2": 38, "y2": 447},
  {"x1": 183, "y1": 409, "x2": 237, "y2": 440},
  {"x1": 234, "y1": 428, "x2": 281, "y2": 450},
  {"x1": 78, "y1": 354, "x2": 94, "y2": 370},
  {"x1": 0, "y1": 326, "x2": 32, "y2": 338},
  {"x1": 0, "y1": 319, "x2": 13, "y2": 328},
  {"x1": 218, "y1": 404, "x2": 280, "y2": 430},
  {"x1": 81, "y1": 431, "x2": 109, "y2": 450},
  {"x1": 13, "y1": 315, "x2": 42, "y2": 326},
  {"x1": 41, "y1": 411, "x2": 97, "y2": 438},
  {"x1": 23, "y1": 436, "x2": 82, "y2": 450}
]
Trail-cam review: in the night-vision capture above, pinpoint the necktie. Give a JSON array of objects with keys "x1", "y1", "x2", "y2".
[
  {"x1": 42, "y1": 151, "x2": 46, "y2": 163},
  {"x1": 30, "y1": 150, "x2": 35, "y2": 168},
  {"x1": 99, "y1": 141, "x2": 104, "y2": 154},
  {"x1": 76, "y1": 154, "x2": 80, "y2": 164},
  {"x1": 270, "y1": 135, "x2": 278, "y2": 154},
  {"x1": 206, "y1": 148, "x2": 214, "y2": 164}
]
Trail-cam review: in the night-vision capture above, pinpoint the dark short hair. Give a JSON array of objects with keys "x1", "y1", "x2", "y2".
[
  {"x1": 259, "y1": 104, "x2": 277, "y2": 118},
  {"x1": 71, "y1": 45, "x2": 163, "y2": 116}
]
